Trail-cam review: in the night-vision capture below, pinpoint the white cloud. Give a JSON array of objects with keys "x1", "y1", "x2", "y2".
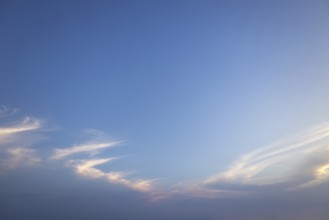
[
  {"x1": 203, "y1": 123, "x2": 329, "y2": 190},
  {"x1": 0, "y1": 106, "x2": 157, "y2": 196},
  {"x1": 106, "y1": 173, "x2": 154, "y2": 192},
  {"x1": 0, "y1": 107, "x2": 43, "y2": 172},
  {"x1": 68, "y1": 158, "x2": 155, "y2": 193},
  {"x1": 0, "y1": 117, "x2": 41, "y2": 136},
  {"x1": 59, "y1": 124, "x2": 329, "y2": 200},
  {"x1": 69, "y1": 158, "x2": 115, "y2": 178},
  {"x1": 50, "y1": 141, "x2": 120, "y2": 160},
  {"x1": 58, "y1": 130, "x2": 156, "y2": 194},
  {"x1": 7, "y1": 107, "x2": 329, "y2": 200}
]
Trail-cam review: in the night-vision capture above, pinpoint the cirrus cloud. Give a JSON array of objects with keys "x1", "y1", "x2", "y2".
[
  {"x1": 50, "y1": 141, "x2": 120, "y2": 160},
  {"x1": 67, "y1": 157, "x2": 155, "y2": 193},
  {"x1": 203, "y1": 123, "x2": 329, "y2": 193},
  {"x1": 0, "y1": 106, "x2": 43, "y2": 172}
]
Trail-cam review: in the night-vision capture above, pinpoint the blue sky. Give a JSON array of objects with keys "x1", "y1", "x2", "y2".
[{"x1": 1, "y1": 1, "x2": 329, "y2": 219}]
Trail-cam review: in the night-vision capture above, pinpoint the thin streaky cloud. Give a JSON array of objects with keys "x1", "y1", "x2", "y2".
[
  {"x1": 4, "y1": 104, "x2": 329, "y2": 200},
  {"x1": 203, "y1": 123, "x2": 329, "y2": 191},
  {"x1": 50, "y1": 141, "x2": 121, "y2": 160},
  {"x1": 0, "y1": 113, "x2": 43, "y2": 172},
  {"x1": 68, "y1": 158, "x2": 155, "y2": 193},
  {"x1": 68, "y1": 158, "x2": 116, "y2": 178},
  {"x1": 106, "y1": 172, "x2": 154, "y2": 192},
  {"x1": 243, "y1": 124, "x2": 329, "y2": 165},
  {"x1": 0, "y1": 117, "x2": 41, "y2": 136}
]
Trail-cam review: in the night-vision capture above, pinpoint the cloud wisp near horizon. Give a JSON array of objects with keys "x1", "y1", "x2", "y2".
[
  {"x1": 1, "y1": 105, "x2": 329, "y2": 200},
  {"x1": 67, "y1": 158, "x2": 155, "y2": 193},
  {"x1": 0, "y1": 108, "x2": 43, "y2": 172},
  {"x1": 0, "y1": 106, "x2": 160, "y2": 195},
  {"x1": 203, "y1": 123, "x2": 329, "y2": 192}
]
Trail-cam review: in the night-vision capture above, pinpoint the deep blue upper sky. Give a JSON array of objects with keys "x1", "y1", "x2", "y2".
[{"x1": 1, "y1": 1, "x2": 329, "y2": 219}]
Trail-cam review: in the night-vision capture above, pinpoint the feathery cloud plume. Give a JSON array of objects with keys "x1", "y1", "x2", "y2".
[
  {"x1": 50, "y1": 141, "x2": 120, "y2": 160},
  {"x1": 0, "y1": 117, "x2": 41, "y2": 136},
  {"x1": 68, "y1": 158, "x2": 154, "y2": 192},
  {"x1": 203, "y1": 123, "x2": 329, "y2": 191},
  {"x1": 0, "y1": 106, "x2": 43, "y2": 172}
]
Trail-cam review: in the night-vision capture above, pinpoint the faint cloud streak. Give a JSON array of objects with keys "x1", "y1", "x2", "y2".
[
  {"x1": 50, "y1": 141, "x2": 120, "y2": 160},
  {"x1": 0, "y1": 105, "x2": 18, "y2": 118},
  {"x1": 0, "y1": 106, "x2": 43, "y2": 172},
  {"x1": 68, "y1": 158, "x2": 154, "y2": 192},
  {"x1": 204, "y1": 123, "x2": 329, "y2": 191},
  {"x1": 0, "y1": 147, "x2": 41, "y2": 172},
  {"x1": 0, "y1": 117, "x2": 41, "y2": 136}
]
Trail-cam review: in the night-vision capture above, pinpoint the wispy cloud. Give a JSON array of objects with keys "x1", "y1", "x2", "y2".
[
  {"x1": 0, "y1": 106, "x2": 43, "y2": 172},
  {"x1": 52, "y1": 129, "x2": 156, "y2": 194},
  {"x1": 50, "y1": 141, "x2": 120, "y2": 160},
  {"x1": 0, "y1": 147, "x2": 41, "y2": 172},
  {"x1": 56, "y1": 123, "x2": 329, "y2": 200},
  {"x1": 0, "y1": 105, "x2": 18, "y2": 118},
  {"x1": 0, "y1": 117, "x2": 41, "y2": 136},
  {"x1": 68, "y1": 158, "x2": 154, "y2": 192},
  {"x1": 203, "y1": 123, "x2": 329, "y2": 191},
  {"x1": 69, "y1": 158, "x2": 116, "y2": 178},
  {"x1": 0, "y1": 117, "x2": 43, "y2": 150},
  {"x1": 107, "y1": 173, "x2": 154, "y2": 192},
  {"x1": 4, "y1": 105, "x2": 329, "y2": 200}
]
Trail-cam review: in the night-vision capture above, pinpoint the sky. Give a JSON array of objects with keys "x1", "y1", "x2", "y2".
[{"x1": 1, "y1": 0, "x2": 329, "y2": 219}]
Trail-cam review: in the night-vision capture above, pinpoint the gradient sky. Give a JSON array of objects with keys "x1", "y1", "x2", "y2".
[{"x1": 1, "y1": 1, "x2": 329, "y2": 219}]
